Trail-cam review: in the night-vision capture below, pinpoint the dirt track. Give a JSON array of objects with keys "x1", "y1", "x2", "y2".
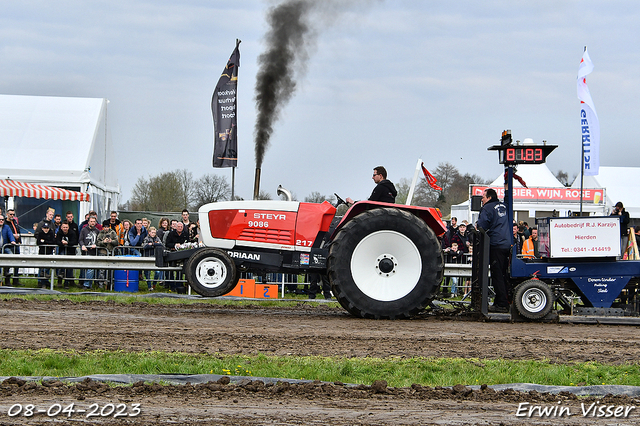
[{"x1": 1, "y1": 298, "x2": 640, "y2": 425}]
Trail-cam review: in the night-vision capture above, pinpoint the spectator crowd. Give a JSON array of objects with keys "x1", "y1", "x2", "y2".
[
  {"x1": 0, "y1": 207, "x2": 201, "y2": 292},
  {"x1": 440, "y1": 216, "x2": 542, "y2": 298}
]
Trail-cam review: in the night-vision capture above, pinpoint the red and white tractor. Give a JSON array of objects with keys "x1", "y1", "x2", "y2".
[{"x1": 158, "y1": 195, "x2": 447, "y2": 319}]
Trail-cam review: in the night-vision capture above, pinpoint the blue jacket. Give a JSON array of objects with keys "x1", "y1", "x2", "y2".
[
  {"x1": 477, "y1": 199, "x2": 511, "y2": 249},
  {"x1": 128, "y1": 226, "x2": 148, "y2": 247},
  {"x1": 1, "y1": 223, "x2": 17, "y2": 247}
]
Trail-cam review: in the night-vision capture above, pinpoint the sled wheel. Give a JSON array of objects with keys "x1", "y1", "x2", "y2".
[
  {"x1": 513, "y1": 279, "x2": 554, "y2": 320},
  {"x1": 185, "y1": 248, "x2": 238, "y2": 297},
  {"x1": 327, "y1": 208, "x2": 443, "y2": 319}
]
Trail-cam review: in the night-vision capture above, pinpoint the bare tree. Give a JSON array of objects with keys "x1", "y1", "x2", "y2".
[
  {"x1": 256, "y1": 190, "x2": 272, "y2": 200},
  {"x1": 175, "y1": 169, "x2": 195, "y2": 209},
  {"x1": 411, "y1": 162, "x2": 489, "y2": 216},
  {"x1": 394, "y1": 178, "x2": 411, "y2": 205},
  {"x1": 304, "y1": 192, "x2": 334, "y2": 204},
  {"x1": 130, "y1": 176, "x2": 151, "y2": 211},
  {"x1": 147, "y1": 172, "x2": 184, "y2": 211},
  {"x1": 192, "y1": 174, "x2": 231, "y2": 209},
  {"x1": 129, "y1": 170, "x2": 194, "y2": 212}
]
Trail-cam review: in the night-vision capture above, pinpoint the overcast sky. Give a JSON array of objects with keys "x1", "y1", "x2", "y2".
[{"x1": 1, "y1": 0, "x2": 638, "y2": 204}]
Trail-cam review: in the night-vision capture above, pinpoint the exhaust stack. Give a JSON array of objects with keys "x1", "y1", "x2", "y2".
[
  {"x1": 277, "y1": 185, "x2": 292, "y2": 201},
  {"x1": 253, "y1": 168, "x2": 261, "y2": 200}
]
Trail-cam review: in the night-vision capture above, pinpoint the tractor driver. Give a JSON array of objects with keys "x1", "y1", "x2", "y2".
[
  {"x1": 346, "y1": 166, "x2": 397, "y2": 206},
  {"x1": 477, "y1": 188, "x2": 512, "y2": 313}
]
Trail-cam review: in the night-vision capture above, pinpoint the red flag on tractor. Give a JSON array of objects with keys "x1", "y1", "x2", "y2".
[{"x1": 421, "y1": 163, "x2": 442, "y2": 191}]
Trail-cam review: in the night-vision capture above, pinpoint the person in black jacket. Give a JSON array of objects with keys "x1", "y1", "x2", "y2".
[
  {"x1": 165, "y1": 222, "x2": 189, "y2": 251},
  {"x1": 451, "y1": 222, "x2": 471, "y2": 254},
  {"x1": 611, "y1": 201, "x2": 631, "y2": 255},
  {"x1": 56, "y1": 222, "x2": 78, "y2": 288},
  {"x1": 36, "y1": 223, "x2": 56, "y2": 288},
  {"x1": 346, "y1": 166, "x2": 397, "y2": 205},
  {"x1": 65, "y1": 211, "x2": 79, "y2": 236},
  {"x1": 165, "y1": 222, "x2": 189, "y2": 293},
  {"x1": 611, "y1": 201, "x2": 631, "y2": 234},
  {"x1": 477, "y1": 188, "x2": 511, "y2": 313}
]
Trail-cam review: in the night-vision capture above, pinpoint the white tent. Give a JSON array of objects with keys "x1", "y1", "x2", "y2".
[
  {"x1": 0, "y1": 94, "x2": 119, "y2": 222},
  {"x1": 488, "y1": 163, "x2": 565, "y2": 188},
  {"x1": 571, "y1": 166, "x2": 640, "y2": 218}
]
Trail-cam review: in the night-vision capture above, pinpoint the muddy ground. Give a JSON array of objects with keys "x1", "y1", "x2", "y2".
[{"x1": 1, "y1": 298, "x2": 640, "y2": 425}]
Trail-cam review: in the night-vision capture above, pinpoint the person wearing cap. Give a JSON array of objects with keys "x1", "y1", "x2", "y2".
[
  {"x1": 37, "y1": 222, "x2": 56, "y2": 254},
  {"x1": 611, "y1": 201, "x2": 631, "y2": 253},
  {"x1": 451, "y1": 222, "x2": 471, "y2": 254},
  {"x1": 36, "y1": 222, "x2": 56, "y2": 288}
]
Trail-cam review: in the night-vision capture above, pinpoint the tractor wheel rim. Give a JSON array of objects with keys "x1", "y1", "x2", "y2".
[
  {"x1": 350, "y1": 230, "x2": 421, "y2": 301},
  {"x1": 522, "y1": 288, "x2": 547, "y2": 313},
  {"x1": 195, "y1": 258, "x2": 227, "y2": 289}
]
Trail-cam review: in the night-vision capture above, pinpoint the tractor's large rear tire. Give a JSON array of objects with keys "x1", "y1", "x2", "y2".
[
  {"x1": 513, "y1": 279, "x2": 554, "y2": 320},
  {"x1": 185, "y1": 248, "x2": 238, "y2": 297},
  {"x1": 327, "y1": 208, "x2": 443, "y2": 319}
]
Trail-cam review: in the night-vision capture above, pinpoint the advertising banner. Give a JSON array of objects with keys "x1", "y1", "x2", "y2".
[
  {"x1": 577, "y1": 48, "x2": 600, "y2": 176},
  {"x1": 548, "y1": 217, "x2": 621, "y2": 258},
  {"x1": 470, "y1": 186, "x2": 605, "y2": 203},
  {"x1": 211, "y1": 42, "x2": 240, "y2": 168}
]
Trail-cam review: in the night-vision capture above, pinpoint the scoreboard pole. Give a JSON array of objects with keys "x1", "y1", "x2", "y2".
[
  {"x1": 580, "y1": 140, "x2": 585, "y2": 216},
  {"x1": 488, "y1": 129, "x2": 557, "y2": 234},
  {"x1": 506, "y1": 164, "x2": 514, "y2": 235}
]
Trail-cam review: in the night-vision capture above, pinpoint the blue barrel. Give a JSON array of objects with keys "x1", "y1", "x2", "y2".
[{"x1": 114, "y1": 269, "x2": 139, "y2": 292}]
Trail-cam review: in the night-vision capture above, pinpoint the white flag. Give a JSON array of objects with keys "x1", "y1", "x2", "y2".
[{"x1": 577, "y1": 48, "x2": 599, "y2": 176}]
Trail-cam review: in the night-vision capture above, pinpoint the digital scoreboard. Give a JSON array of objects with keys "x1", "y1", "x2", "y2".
[
  {"x1": 488, "y1": 130, "x2": 557, "y2": 165},
  {"x1": 504, "y1": 146, "x2": 546, "y2": 164}
]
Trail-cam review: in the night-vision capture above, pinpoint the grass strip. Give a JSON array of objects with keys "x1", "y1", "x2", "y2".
[
  {"x1": 1, "y1": 350, "x2": 639, "y2": 388},
  {"x1": 0, "y1": 293, "x2": 326, "y2": 307}
]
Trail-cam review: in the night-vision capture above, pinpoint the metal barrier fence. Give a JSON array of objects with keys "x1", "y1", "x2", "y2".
[
  {"x1": 1, "y1": 243, "x2": 182, "y2": 292},
  {"x1": 2, "y1": 243, "x2": 474, "y2": 296}
]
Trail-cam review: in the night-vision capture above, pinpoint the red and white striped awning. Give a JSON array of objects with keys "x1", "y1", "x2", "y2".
[{"x1": 0, "y1": 180, "x2": 90, "y2": 202}]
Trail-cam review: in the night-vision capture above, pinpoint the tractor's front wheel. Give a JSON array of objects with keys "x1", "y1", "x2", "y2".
[
  {"x1": 327, "y1": 208, "x2": 443, "y2": 319},
  {"x1": 185, "y1": 248, "x2": 238, "y2": 297}
]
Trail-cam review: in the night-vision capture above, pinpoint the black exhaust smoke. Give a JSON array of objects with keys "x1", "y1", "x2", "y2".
[
  {"x1": 252, "y1": 0, "x2": 378, "y2": 198},
  {"x1": 254, "y1": 0, "x2": 313, "y2": 172}
]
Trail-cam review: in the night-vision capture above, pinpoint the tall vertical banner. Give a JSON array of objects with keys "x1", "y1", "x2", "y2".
[
  {"x1": 211, "y1": 41, "x2": 240, "y2": 168},
  {"x1": 577, "y1": 48, "x2": 600, "y2": 176}
]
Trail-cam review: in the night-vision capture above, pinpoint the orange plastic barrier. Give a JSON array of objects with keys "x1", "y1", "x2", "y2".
[
  {"x1": 225, "y1": 279, "x2": 256, "y2": 298},
  {"x1": 254, "y1": 284, "x2": 279, "y2": 299}
]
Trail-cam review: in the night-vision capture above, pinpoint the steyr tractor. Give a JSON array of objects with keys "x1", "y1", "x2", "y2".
[{"x1": 157, "y1": 195, "x2": 447, "y2": 319}]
